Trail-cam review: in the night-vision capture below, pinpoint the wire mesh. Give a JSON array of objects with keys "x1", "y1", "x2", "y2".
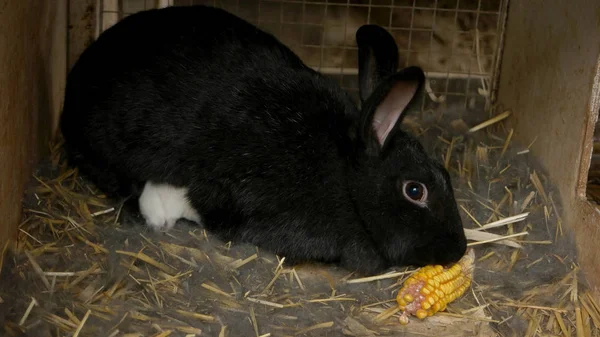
[{"x1": 98, "y1": 0, "x2": 507, "y2": 112}]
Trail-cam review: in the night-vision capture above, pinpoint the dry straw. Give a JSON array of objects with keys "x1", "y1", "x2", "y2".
[{"x1": 1, "y1": 107, "x2": 599, "y2": 336}]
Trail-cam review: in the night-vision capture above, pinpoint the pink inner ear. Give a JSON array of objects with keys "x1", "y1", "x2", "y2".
[{"x1": 372, "y1": 81, "x2": 419, "y2": 145}]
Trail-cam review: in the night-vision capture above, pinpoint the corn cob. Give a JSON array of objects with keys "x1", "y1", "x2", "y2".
[{"x1": 396, "y1": 249, "x2": 475, "y2": 324}]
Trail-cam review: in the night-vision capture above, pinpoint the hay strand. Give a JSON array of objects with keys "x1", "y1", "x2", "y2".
[
  {"x1": 24, "y1": 250, "x2": 51, "y2": 290},
  {"x1": 472, "y1": 212, "x2": 529, "y2": 231},
  {"x1": 346, "y1": 270, "x2": 413, "y2": 284},
  {"x1": 72, "y1": 310, "x2": 91, "y2": 337},
  {"x1": 467, "y1": 231, "x2": 528, "y2": 247},
  {"x1": 294, "y1": 321, "x2": 334, "y2": 335},
  {"x1": 464, "y1": 229, "x2": 524, "y2": 248},
  {"x1": 19, "y1": 297, "x2": 37, "y2": 326},
  {"x1": 245, "y1": 297, "x2": 284, "y2": 308},
  {"x1": 174, "y1": 310, "x2": 215, "y2": 322},
  {"x1": 116, "y1": 250, "x2": 176, "y2": 275},
  {"x1": 201, "y1": 283, "x2": 233, "y2": 298},
  {"x1": 468, "y1": 110, "x2": 512, "y2": 133}
]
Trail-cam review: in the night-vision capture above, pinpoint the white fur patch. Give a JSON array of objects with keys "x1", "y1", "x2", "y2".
[{"x1": 138, "y1": 181, "x2": 201, "y2": 231}]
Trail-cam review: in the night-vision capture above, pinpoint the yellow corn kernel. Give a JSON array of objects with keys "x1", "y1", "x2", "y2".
[
  {"x1": 415, "y1": 309, "x2": 428, "y2": 319},
  {"x1": 395, "y1": 249, "x2": 475, "y2": 324}
]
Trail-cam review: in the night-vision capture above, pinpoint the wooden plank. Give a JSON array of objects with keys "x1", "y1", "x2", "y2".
[
  {"x1": 496, "y1": 0, "x2": 600, "y2": 299},
  {"x1": 0, "y1": 0, "x2": 67, "y2": 253},
  {"x1": 68, "y1": 0, "x2": 96, "y2": 70}
]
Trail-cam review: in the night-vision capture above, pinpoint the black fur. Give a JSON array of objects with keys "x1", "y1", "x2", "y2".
[{"x1": 60, "y1": 6, "x2": 467, "y2": 275}]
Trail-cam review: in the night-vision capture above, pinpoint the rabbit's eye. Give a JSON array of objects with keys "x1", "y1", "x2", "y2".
[{"x1": 402, "y1": 181, "x2": 428, "y2": 206}]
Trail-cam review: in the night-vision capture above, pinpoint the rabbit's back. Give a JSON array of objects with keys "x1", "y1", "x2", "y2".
[
  {"x1": 64, "y1": 5, "x2": 307, "y2": 122},
  {"x1": 73, "y1": 5, "x2": 305, "y2": 75},
  {"x1": 61, "y1": 5, "x2": 357, "y2": 198}
]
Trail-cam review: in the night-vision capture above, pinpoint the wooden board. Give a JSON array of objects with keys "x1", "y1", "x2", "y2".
[
  {"x1": 68, "y1": 0, "x2": 97, "y2": 70},
  {"x1": 0, "y1": 0, "x2": 67, "y2": 254},
  {"x1": 496, "y1": 0, "x2": 600, "y2": 298}
]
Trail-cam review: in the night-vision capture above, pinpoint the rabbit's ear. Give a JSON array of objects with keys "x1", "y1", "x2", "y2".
[
  {"x1": 356, "y1": 25, "x2": 399, "y2": 103},
  {"x1": 359, "y1": 66, "x2": 425, "y2": 154}
]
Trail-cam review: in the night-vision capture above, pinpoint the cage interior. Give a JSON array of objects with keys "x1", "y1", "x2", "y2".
[{"x1": 5, "y1": 2, "x2": 600, "y2": 336}]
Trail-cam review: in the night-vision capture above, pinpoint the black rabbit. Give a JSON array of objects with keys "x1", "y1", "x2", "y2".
[{"x1": 60, "y1": 5, "x2": 467, "y2": 275}]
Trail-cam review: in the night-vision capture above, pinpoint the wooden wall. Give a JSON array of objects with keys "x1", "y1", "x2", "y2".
[
  {"x1": 496, "y1": 0, "x2": 600, "y2": 297},
  {"x1": 0, "y1": 1, "x2": 67, "y2": 253},
  {"x1": 68, "y1": 0, "x2": 97, "y2": 70}
]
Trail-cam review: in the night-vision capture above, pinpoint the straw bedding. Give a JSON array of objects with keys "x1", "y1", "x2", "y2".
[{"x1": 1, "y1": 92, "x2": 599, "y2": 337}]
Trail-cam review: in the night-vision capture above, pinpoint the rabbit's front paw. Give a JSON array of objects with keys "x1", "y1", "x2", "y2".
[
  {"x1": 341, "y1": 241, "x2": 388, "y2": 276},
  {"x1": 138, "y1": 181, "x2": 201, "y2": 231}
]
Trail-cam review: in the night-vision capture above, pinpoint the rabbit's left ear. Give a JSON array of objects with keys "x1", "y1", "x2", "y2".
[{"x1": 356, "y1": 24, "x2": 399, "y2": 104}]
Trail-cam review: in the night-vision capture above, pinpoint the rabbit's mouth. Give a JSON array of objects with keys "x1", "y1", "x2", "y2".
[{"x1": 442, "y1": 248, "x2": 474, "y2": 269}]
